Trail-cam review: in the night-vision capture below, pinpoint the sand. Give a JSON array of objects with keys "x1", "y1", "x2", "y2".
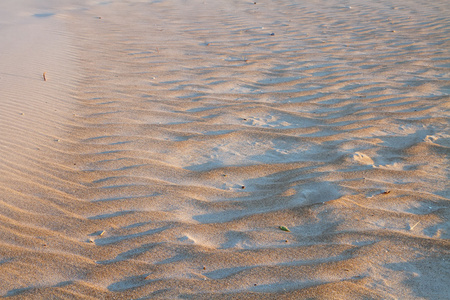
[{"x1": 1, "y1": 0, "x2": 449, "y2": 298}]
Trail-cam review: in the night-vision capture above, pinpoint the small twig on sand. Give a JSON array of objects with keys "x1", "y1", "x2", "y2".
[{"x1": 410, "y1": 221, "x2": 421, "y2": 230}]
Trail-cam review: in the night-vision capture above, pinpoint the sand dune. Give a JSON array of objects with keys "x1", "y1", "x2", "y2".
[{"x1": 1, "y1": 0, "x2": 449, "y2": 298}]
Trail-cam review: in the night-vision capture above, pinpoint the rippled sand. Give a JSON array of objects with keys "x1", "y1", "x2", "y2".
[{"x1": 1, "y1": 0, "x2": 449, "y2": 298}]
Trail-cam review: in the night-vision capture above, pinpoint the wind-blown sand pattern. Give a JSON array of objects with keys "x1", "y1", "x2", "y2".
[{"x1": 1, "y1": 0, "x2": 449, "y2": 298}]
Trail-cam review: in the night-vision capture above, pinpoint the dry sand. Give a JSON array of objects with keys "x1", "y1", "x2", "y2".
[{"x1": 1, "y1": 0, "x2": 449, "y2": 298}]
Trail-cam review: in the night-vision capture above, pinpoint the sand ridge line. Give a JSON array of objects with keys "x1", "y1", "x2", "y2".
[{"x1": 1, "y1": 0, "x2": 449, "y2": 298}]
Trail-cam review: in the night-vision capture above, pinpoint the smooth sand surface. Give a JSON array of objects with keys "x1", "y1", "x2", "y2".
[{"x1": 1, "y1": 0, "x2": 449, "y2": 298}]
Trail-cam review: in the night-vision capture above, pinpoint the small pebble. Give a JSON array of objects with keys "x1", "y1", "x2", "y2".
[{"x1": 241, "y1": 186, "x2": 245, "y2": 189}]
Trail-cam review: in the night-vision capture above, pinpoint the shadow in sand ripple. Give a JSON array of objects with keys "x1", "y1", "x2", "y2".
[
  {"x1": 107, "y1": 275, "x2": 153, "y2": 292},
  {"x1": 97, "y1": 243, "x2": 161, "y2": 264},
  {"x1": 95, "y1": 226, "x2": 170, "y2": 246}
]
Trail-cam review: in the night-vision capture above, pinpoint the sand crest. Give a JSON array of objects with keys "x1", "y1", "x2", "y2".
[{"x1": 1, "y1": 0, "x2": 449, "y2": 298}]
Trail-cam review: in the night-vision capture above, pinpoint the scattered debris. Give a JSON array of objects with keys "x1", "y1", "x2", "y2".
[{"x1": 381, "y1": 190, "x2": 391, "y2": 195}]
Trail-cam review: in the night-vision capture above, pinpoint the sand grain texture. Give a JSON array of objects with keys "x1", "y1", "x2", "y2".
[{"x1": 1, "y1": 0, "x2": 449, "y2": 299}]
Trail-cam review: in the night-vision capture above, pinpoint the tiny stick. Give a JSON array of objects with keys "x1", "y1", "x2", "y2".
[{"x1": 410, "y1": 221, "x2": 420, "y2": 230}]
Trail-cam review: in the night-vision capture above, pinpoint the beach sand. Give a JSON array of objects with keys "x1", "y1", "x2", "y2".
[{"x1": 1, "y1": 0, "x2": 449, "y2": 298}]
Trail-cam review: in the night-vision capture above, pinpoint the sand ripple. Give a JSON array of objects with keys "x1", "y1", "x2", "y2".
[{"x1": 1, "y1": 0, "x2": 449, "y2": 298}]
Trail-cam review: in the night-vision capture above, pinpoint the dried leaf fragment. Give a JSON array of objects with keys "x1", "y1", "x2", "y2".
[
  {"x1": 43, "y1": 72, "x2": 47, "y2": 81},
  {"x1": 279, "y1": 226, "x2": 290, "y2": 232}
]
